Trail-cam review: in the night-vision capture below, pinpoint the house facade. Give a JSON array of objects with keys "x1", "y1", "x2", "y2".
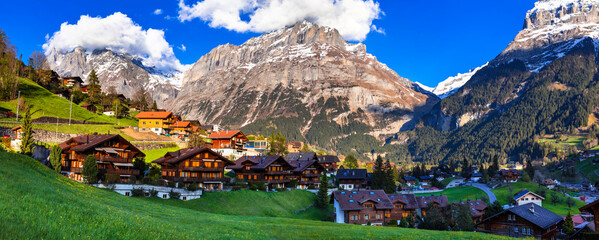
[
  {"x1": 289, "y1": 159, "x2": 325, "y2": 189},
  {"x1": 514, "y1": 189, "x2": 544, "y2": 207},
  {"x1": 332, "y1": 190, "x2": 394, "y2": 225},
  {"x1": 286, "y1": 141, "x2": 303, "y2": 153},
  {"x1": 476, "y1": 203, "x2": 562, "y2": 239},
  {"x1": 318, "y1": 155, "x2": 340, "y2": 174},
  {"x1": 579, "y1": 199, "x2": 599, "y2": 233},
  {"x1": 500, "y1": 169, "x2": 521, "y2": 182},
  {"x1": 387, "y1": 193, "x2": 419, "y2": 220},
  {"x1": 454, "y1": 200, "x2": 488, "y2": 224},
  {"x1": 209, "y1": 131, "x2": 248, "y2": 159},
  {"x1": 135, "y1": 111, "x2": 176, "y2": 135},
  {"x1": 59, "y1": 134, "x2": 145, "y2": 182},
  {"x1": 152, "y1": 147, "x2": 233, "y2": 191},
  {"x1": 337, "y1": 169, "x2": 369, "y2": 190},
  {"x1": 229, "y1": 156, "x2": 294, "y2": 189}
]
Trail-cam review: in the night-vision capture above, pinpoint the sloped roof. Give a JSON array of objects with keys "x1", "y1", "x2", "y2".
[
  {"x1": 500, "y1": 169, "x2": 521, "y2": 176},
  {"x1": 135, "y1": 111, "x2": 173, "y2": 119},
  {"x1": 208, "y1": 131, "x2": 245, "y2": 139},
  {"x1": 285, "y1": 152, "x2": 317, "y2": 161},
  {"x1": 289, "y1": 159, "x2": 324, "y2": 173},
  {"x1": 507, "y1": 203, "x2": 563, "y2": 229},
  {"x1": 514, "y1": 189, "x2": 544, "y2": 200},
  {"x1": 152, "y1": 147, "x2": 232, "y2": 165},
  {"x1": 387, "y1": 193, "x2": 420, "y2": 209},
  {"x1": 416, "y1": 195, "x2": 449, "y2": 208},
  {"x1": 454, "y1": 200, "x2": 488, "y2": 218},
  {"x1": 318, "y1": 155, "x2": 340, "y2": 163},
  {"x1": 171, "y1": 121, "x2": 191, "y2": 128},
  {"x1": 336, "y1": 169, "x2": 368, "y2": 180},
  {"x1": 580, "y1": 198, "x2": 599, "y2": 212},
  {"x1": 333, "y1": 190, "x2": 394, "y2": 211},
  {"x1": 286, "y1": 141, "x2": 303, "y2": 148},
  {"x1": 59, "y1": 134, "x2": 144, "y2": 157},
  {"x1": 228, "y1": 155, "x2": 292, "y2": 170}
]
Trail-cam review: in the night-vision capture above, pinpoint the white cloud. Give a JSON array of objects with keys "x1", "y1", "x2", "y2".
[
  {"x1": 371, "y1": 25, "x2": 385, "y2": 35},
  {"x1": 178, "y1": 0, "x2": 383, "y2": 42},
  {"x1": 154, "y1": 9, "x2": 163, "y2": 15},
  {"x1": 43, "y1": 12, "x2": 185, "y2": 73},
  {"x1": 178, "y1": 44, "x2": 186, "y2": 51}
]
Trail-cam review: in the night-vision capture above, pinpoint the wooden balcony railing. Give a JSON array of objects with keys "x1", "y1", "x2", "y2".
[
  {"x1": 97, "y1": 156, "x2": 131, "y2": 163},
  {"x1": 302, "y1": 173, "x2": 320, "y2": 177},
  {"x1": 266, "y1": 179, "x2": 290, "y2": 184},
  {"x1": 265, "y1": 171, "x2": 291, "y2": 175},
  {"x1": 70, "y1": 167, "x2": 82, "y2": 173},
  {"x1": 183, "y1": 167, "x2": 224, "y2": 172},
  {"x1": 173, "y1": 177, "x2": 225, "y2": 182},
  {"x1": 105, "y1": 169, "x2": 139, "y2": 175},
  {"x1": 298, "y1": 180, "x2": 320, "y2": 185}
]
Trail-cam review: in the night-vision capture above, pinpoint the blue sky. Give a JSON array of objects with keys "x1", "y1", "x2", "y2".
[{"x1": 0, "y1": 0, "x2": 537, "y2": 87}]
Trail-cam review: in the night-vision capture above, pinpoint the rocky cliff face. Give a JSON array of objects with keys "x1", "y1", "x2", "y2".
[
  {"x1": 46, "y1": 47, "x2": 180, "y2": 107},
  {"x1": 172, "y1": 21, "x2": 437, "y2": 136}
]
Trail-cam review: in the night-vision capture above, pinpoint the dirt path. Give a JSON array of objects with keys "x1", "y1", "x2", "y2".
[{"x1": 120, "y1": 127, "x2": 177, "y2": 141}]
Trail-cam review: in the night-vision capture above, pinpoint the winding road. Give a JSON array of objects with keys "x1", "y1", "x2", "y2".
[{"x1": 470, "y1": 183, "x2": 497, "y2": 203}]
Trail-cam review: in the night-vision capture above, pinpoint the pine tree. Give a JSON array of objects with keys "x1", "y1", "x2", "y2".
[
  {"x1": 20, "y1": 103, "x2": 34, "y2": 155},
  {"x1": 563, "y1": 211, "x2": 575, "y2": 235},
  {"x1": 371, "y1": 156, "x2": 385, "y2": 190},
  {"x1": 88, "y1": 69, "x2": 101, "y2": 104},
  {"x1": 82, "y1": 155, "x2": 98, "y2": 184},
  {"x1": 455, "y1": 204, "x2": 475, "y2": 231},
  {"x1": 152, "y1": 100, "x2": 158, "y2": 110},
  {"x1": 406, "y1": 214, "x2": 415, "y2": 228},
  {"x1": 461, "y1": 157, "x2": 471, "y2": 178},
  {"x1": 384, "y1": 160, "x2": 396, "y2": 193},
  {"x1": 315, "y1": 173, "x2": 329, "y2": 209},
  {"x1": 525, "y1": 159, "x2": 535, "y2": 178},
  {"x1": 300, "y1": 143, "x2": 311, "y2": 152},
  {"x1": 399, "y1": 217, "x2": 409, "y2": 228},
  {"x1": 49, "y1": 145, "x2": 62, "y2": 173}
]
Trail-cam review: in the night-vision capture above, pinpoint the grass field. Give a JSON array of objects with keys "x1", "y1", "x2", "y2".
[
  {"x1": 143, "y1": 190, "x2": 332, "y2": 220},
  {"x1": 537, "y1": 135, "x2": 585, "y2": 151},
  {"x1": 576, "y1": 157, "x2": 599, "y2": 184},
  {"x1": 491, "y1": 181, "x2": 586, "y2": 215},
  {"x1": 0, "y1": 152, "x2": 512, "y2": 239},
  {"x1": 415, "y1": 186, "x2": 487, "y2": 203},
  {"x1": 142, "y1": 147, "x2": 180, "y2": 163}
]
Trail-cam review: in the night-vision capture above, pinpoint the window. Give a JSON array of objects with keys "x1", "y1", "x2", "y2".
[
  {"x1": 142, "y1": 121, "x2": 146, "y2": 125},
  {"x1": 514, "y1": 227, "x2": 519, "y2": 233},
  {"x1": 155, "y1": 121, "x2": 159, "y2": 125},
  {"x1": 163, "y1": 194, "x2": 167, "y2": 199},
  {"x1": 364, "y1": 215, "x2": 369, "y2": 220},
  {"x1": 350, "y1": 215, "x2": 359, "y2": 220},
  {"x1": 376, "y1": 214, "x2": 381, "y2": 219},
  {"x1": 364, "y1": 204, "x2": 373, "y2": 208},
  {"x1": 141, "y1": 128, "x2": 146, "y2": 131},
  {"x1": 125, "y1": 192, "x2": 130, "y2": 196}
]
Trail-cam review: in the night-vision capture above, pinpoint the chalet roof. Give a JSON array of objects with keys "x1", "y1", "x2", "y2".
[
  {"x1": 454, "y1": 200, "x2": 488, "y2": 217},
  {"x1": 317, "y1": 155, "x2": 340, "y2": 163},
  {"x1": 228, "y1": 155, "x2": 292, "y2": 170},
  {"x1": 514, "y1": 189, "x2": 544, "y2": 200},
  {"x1": 500, "y1": 169, "x2": 521, "y2": 176},
  {"x1": 286, "y1": 141, "x2": 303, "y2": 148},
  {"x1": 135, "y1": 111, "x2": 173, "y2": 119},
  {"x1": 59, "y1": 134, "x2": 144, "y2": 157},
  {"x1": 285, "y1": 152, "x2": 317, "y2": 161},
  {"x1": 580, "y1": 198, "x2": 599, "y2": 213},
  {"x1": 507, "y1": 203, "x2": 562, "y2": 229},
  {"x1": 209, "y1": 131, "x2": 245, "y2": 140},
  {"x1": 332, "y1": 190, "x2": 394, "y2": 211},
  {"x1": 543, "y1": 178, "x2": 556, "y2": 185},
  {"x1": 336, "y1": 169, "x2": 368, "y2": 180},
  {"x1": 289, "y1": 159, "x2": 324, "y2": 173},
  {"x1": 171, "y1": 121, "x2": 191, "y2": 128},
  {"x1": 152, "y1": 147, "x2": 232, "y2": 165},
  {"x1": 11, "y1": 125, "x2": 22, "y2": 131},
  {"x1": 63, "y1": 76, "x2": 83, "y2": 82},
  {"x1": 387, "y1": 193, "x2": 420, "y2": 209},
  {"x1": 404, "y1": 176, "x2": 417, "y2": 181},
  {"x1": 419, "y1": 176, "x2": 433, "y2": 180},
  {"x1": 81, "y1": 103, "x2": 93, "y2": 107},
  {"x1": 416, "y1": 195, "x2": 449, "y2": 208}
]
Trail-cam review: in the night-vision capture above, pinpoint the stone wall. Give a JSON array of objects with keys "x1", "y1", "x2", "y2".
[{"x1": 33, "y1": 129, "x2": 78, "y2": 143}]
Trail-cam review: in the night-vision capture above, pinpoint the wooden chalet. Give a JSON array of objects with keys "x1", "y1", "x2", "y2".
[
  {"x1": 59, "y1": 134, "x2": 145, "y2": 182},
  {"x1": 476, "y1": 203, "x2": 562, "y2": 239},
  {"x1": 135, "y1": 111, "x2": 175, "y2": 135},
  {"x1": 416, "y1": 195, "x2": 450, "y2": 216},
  {"x1": 404, "y1": 176, "x2": 417, "y2": 186},
  {"x1": 288, "y1": 158, "x2": 325, "y2": 189},
  {"x1": 454, "y1": 200, "x2": 488, "y2": 224},
  {"x1": 80, "y1": 84, "x2": 89, "y2": 93},
  {"x1": 62, "y1": 76, "x2": 83, "y2": 87},
  {"x1": 513, "y1": 189, "x2": 544, "y2": 207},
  {"x1": 580, "y1": 199, "x2": 599, "y2": 233},
  {"x1": 332, "y1": 190, "x2": 394, "y2": 225},
  {"x1": 170, "y1": 121, "x2": 193, "y2": 137},
  {"x1": 152, "y1": 147, "x2": 233, "y2": 191},
  {"x1": 228, "y1": 156, "x2": 294, "y2": 189},
  {"x1": 208, "y1": 131, "x2": 247, "y2": 150},
  {"x1": 11, "y1": 125, "x2": 23, "y2": 139},
  {"x1": 286, "y1": 141, "x2": 303, "y2": 153},
  {"x1": 317, "y1": 155, "x2": 340, "y2": 173},
  {"x1": 500, "y1": 169, "x2": 521, "y2": 182},
  {"x1": 336, "y1": 169, "x2": 369, "y2": 190},
  {"x1": 81, "y1": 103, "x2": 97, "y2": 113},
  {"x1": 387, "y1": 193, "x2": 420, "y2": 220}
]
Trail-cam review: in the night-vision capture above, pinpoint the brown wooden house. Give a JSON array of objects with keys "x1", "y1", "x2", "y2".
[
  {"x1": 332, "y1": 190, "x2": 394, "y2": 225},
  {"x1": 228, "y1": 156, "x2": 294, "y2": 189},
  {"x1": 317, "y1": 155, "x2": 340, "y2": 174},
  {"x1": 208, "y1": 131, "x2": 248, "y2": 150},
  {"x1": 580, "y1": 199, "x2": 599, "y2": 233},
  {"x1": 476, "y1": 203, "x2": 562, "y2": 239},
  {"x1": 387, "y1": 193, "x2": 420, "y2": 220},
  {"x1": 336, "y1": 169, "x2": 369, "y2": 190},
  {"x1": 454, "y1": 200, "x2": 488, "y2": 224},
  {"x1": 152, "y1": 147, "x2": 233, "y2": 191},
  {"x1": 59, "y1": 134, "x2": 144, "y2": 182},
  {"x1": 289, "y1": 158, "x2": 325, "y2": 189},
  {"x1": 500, "y1": 169, "x2": 521, "y2": 182},
  {"x1": 416, "y1": 195, "x2": 450, "y2": 217},
  {"x1": 81, "y1": 103, "x2": 97, "y2": 113}
]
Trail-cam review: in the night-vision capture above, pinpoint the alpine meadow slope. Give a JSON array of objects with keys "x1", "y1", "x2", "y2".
[{"x1": 0, "y1": 152, "x2": 509, "y2": 240}]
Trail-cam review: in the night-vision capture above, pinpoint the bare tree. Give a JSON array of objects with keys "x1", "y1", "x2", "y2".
[
  {"x1": 133, "y1": 87, "x2": 151, "y2": 111},
  {"x1": 28, "y1": 51, "x2": 46, "y2": 83}
]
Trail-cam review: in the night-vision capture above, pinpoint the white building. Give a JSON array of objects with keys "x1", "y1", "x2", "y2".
[
  {"x1": 513, "y1": 189, "x2": 544, "y2": 207},
  {"x1": 93, "y1": 184, "x2": 203, "y2": 201}
]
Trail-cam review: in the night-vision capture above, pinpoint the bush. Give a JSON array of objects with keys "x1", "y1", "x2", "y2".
[
  {"x1": 142, "y1": 176, "x2": 152, "y2": 185},
  {"x1": 148, "y1": 188, "x2": 158, "y2": 197},
  {"x1": 249, "y1": 181, "x2": 266, "y2": 191},
  {"x1": 131, "y1": 188, "x2": 145, "y2": 197},
  {"x1": 167, "y1": 181, "x2": 176, "y2": 188},
  {"x1": 128, "y1": 176, "x2": 136, "y2": 184},
  {"x1": 105, "y1": 174, "x2": 121, "y2": 184},
  {"x1": 187, "y1": 182, "x2": 198, "y2": 192},
  {"x1": 288, "y1": 179, "x2": 298, "y2": 188},
  {"x1": 169, "y1": 189, "x2": 181, "y2": 199},
  {"x1": 388, "y1": 219, "x2": 398, "y2": 226},
  {"x1": 177, "y1": 182, "x2": 185, "y2": 189}
]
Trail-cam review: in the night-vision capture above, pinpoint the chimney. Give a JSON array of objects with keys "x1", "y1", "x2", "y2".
[
  {"x1": 529, "y1": 205, "x2": 535, "y2": 213},
  {"x1": 86, "y1": 135, "x2": 89, "y2": 144}
]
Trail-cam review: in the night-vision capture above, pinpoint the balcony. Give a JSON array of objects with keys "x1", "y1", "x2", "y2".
[
  {"x1": 266, "y1": 179, "x2": 290, "y2": 184},
  {"x1": 105, "y1": 169, "x2": 139, "y2": 175},
  {"x1": 183, "y1": 167, "x2": 224, "y2": 172},
  {"x1": 298, "y1": 180, "x2": 319, "y2": 185},
  {"x1": 265, "y1": 171, "x2": 291, "y2": 175},
  {"x1": 174, "y1": 177, "x2": 224, "y2": 182},
  {"x1": 97, "y1": 156, "x2": 131, "y2": 163},
  {"x1": 303, "y1": 173, "x2": 320, "y2": 177},
  {"x1": 70, "y1": 167, "x2": 82, "y2": 173}
]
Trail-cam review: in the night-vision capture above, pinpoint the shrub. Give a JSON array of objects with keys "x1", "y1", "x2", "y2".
[
  {"x1": 388, "y1": 219, "x2": 398, "y2": 226},
  {"x1": 142, "y1": 176, "x2": 152, "y2": 185},
  {"x1": 169, "y1": 189, "x2": 181, "y2": 199},
  {"x1": 167, "y1": 181, "x2": 176, "y2": 188},
  {"x1": 187, "y1": 182, "x2": 198, "y2": 192},
  {"x1": 148, "y1": 188, "x2": 158, "y2": 197},
  {"x1": 249, "y1": 181, "x2": 266, "y2": 191},
  {"x1": 82, "y1": 155, "x2": 98, "y2": 184},
  {"x1": 177, "y1": 181, "x2": 185, "y2": 189},
  {"x1": 105, "y1": 174, "x2": 121, "y2": 184},
  {"x1": 288, "y1": 179, "x2": 298, "y2": 188},
  {"x1": 131, "y1": 188, "x2": 145, "y2": 197}
]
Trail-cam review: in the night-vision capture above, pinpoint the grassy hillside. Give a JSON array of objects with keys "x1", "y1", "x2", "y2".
[
  {"x1": 142, "y1": 147, "x2": 180, "y2": 163},
  {"x1": 0, "y1": 78, "x2": 120, "y2": 123},
  {"x1": 492, "y1": 181, "x2": 586, "y2": 215},
  {"x1": 415, "y1": 186, "x2": 486, "y2": 203},
  {"x1": 0, "y1": 152, "x2": 510, "y2": 239},
  {"x1": 143, "y1": 190, "x2": 332, "y2": 220}
]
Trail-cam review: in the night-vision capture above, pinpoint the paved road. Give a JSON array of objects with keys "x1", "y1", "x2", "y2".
[{"x1": 471, "y1": 183, "x2": 497, "y2": 203}]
